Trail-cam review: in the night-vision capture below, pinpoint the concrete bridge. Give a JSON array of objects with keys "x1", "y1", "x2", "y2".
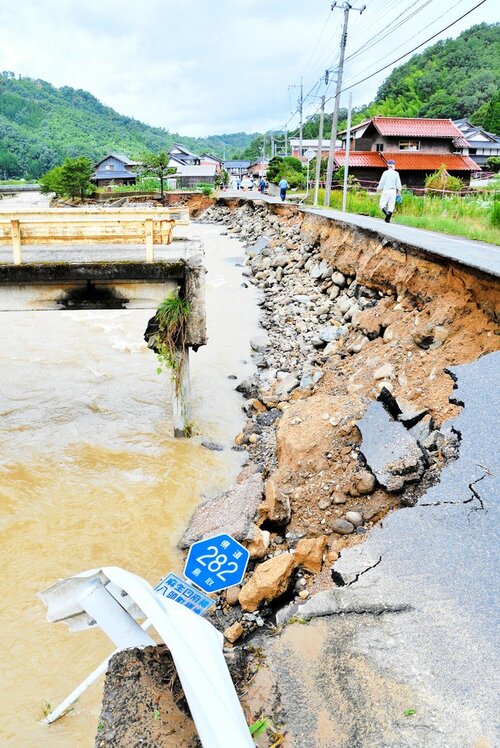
[{"x1": 0, "y1": 202, "x2": 207, "y2": 436}]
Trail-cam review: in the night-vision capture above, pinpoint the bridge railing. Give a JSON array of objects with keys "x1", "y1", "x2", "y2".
[{"x1": 0, "y1": 207, "x2": 190, "y2": 264}]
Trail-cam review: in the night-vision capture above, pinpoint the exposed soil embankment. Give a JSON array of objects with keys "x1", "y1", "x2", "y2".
[
  {"x1": 197, "y1": 199, "x2": 498, "y2": 615},
  {"x1": 96, "y1": 197, "x2": 499, "y2": 746}
]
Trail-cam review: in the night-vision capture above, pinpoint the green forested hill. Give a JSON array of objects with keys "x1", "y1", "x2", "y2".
[
  {"x1": 0, "y1": 73, "x2": 257, "y2": 178},
  {"x1": 365, "y1": 23, "x2": 499, "y2": 122},
  {"x1": 241, "y1": 23, "x2": 500, "y2": 158}
]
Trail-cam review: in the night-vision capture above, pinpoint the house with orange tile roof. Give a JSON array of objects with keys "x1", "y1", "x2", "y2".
[{"x1": 336, "y1": 116, "x2": 479, "y2": 188}]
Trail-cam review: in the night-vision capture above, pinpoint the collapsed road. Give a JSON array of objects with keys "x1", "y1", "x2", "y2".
[{"x1": 96, "y1": 196, "x2": 499, "y2": 748}]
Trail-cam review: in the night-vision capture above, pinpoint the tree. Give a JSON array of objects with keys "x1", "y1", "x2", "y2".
[
  {"x1": 59, "y1": 157, "x2": 95, "y2": 199},
  {"x1": 39, "y1": 157, "x2": 95, "y2": 199},
  {"x1": 473, "y1": 90, "x2": 500, "y2": 134},
  {"x1": 39, "y1": 165, "x2": 65, "y2": 195},
  {"x1": 140, "y1": 151, "x2": 177, "y2": 196}
]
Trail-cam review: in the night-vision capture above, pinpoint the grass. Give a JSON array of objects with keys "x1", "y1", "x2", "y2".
[
  {"x1": 0, "y1": 178, "x2": 33, "y2": 185},
  {"x1": 310, "y1": 188, "x2": 500, "y2": 246}
]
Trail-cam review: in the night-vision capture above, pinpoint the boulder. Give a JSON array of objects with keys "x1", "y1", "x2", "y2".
[
  {"x1": 178, "y1": 473, "x2": 264, "y2": 548},
  {"x1": 239, "y1": 552, "x2": 297, "y2": 611},
  {"x1": 294, "y1": 536, "x2": 328, "y2": 573},
  {"x1": 245, "y1": 525, "x2": 271, "y2": 559},
  {"x1": 259, "y1": 478, "x2": 292, "y2": 526}
]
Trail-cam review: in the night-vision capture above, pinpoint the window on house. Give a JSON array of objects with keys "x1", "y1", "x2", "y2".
[
  {"x1": 376, "y1": 144, "x2": 384, "y2": 152},
  {"x1": 469, "y1": 148, "x2": 477, "y2": 155},
  {"x1": 399, "y1": 140, "x2": 420, "y2": 151},
  {"x1": 104, "y1": 164, "x2": 115, "y2": 171}
]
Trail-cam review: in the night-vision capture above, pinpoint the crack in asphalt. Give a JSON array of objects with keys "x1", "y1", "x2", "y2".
[{"x1": 341, "y1": 556, "x2": 383, "y2": 587}]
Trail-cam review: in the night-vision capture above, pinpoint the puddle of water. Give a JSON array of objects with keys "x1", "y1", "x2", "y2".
[{"x1": 0, "y1": 223, "x2": 260, "y2": 746}]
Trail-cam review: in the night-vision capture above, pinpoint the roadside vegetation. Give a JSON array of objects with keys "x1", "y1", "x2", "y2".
[{"x1": 310, "y1": 184, "x2": 500, "y2": 245}]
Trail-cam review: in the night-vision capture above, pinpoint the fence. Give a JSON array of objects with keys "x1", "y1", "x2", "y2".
[{"x1": 0, "y1": 207, "x2": 189, "y2": 264}]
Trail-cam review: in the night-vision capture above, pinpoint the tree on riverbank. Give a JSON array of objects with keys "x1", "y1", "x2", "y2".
[
  {"x1": 39, "y1": 156, "x2": 95, "y2": 199},
  {"x1": 140, "y1": 151, "x2": 177, "y2": 197}
]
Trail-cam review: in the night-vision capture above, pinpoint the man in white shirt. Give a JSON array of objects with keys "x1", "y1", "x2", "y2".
[{"x1": 376, "y1": 159, "x2": 402, "y2": 223}]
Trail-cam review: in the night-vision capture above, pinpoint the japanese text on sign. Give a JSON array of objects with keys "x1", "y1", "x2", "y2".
[{"x1": 154, "y1": 572, "x2": 214, "y2": 616}]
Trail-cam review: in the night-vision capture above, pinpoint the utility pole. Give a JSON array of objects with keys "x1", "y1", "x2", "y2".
[
  {"x1": 313, "y1": 95, "x2": 326, "y2": 206},
  {"x1": 271, "y1": 132, "x2": 274, "y2": 158},
  {"x1": 324, "y1": 1, "x2": 366, "y2": 207},
  {"x1": 299, "y1": 77, "x2": 304, "y2": 158}
]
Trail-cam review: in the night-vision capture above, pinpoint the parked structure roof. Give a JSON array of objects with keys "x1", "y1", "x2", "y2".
[
  {"x1": 92, "y1": 169, "x2": 137, "y2": 180},
  {"x1": 380, "y1": 153, "x2": 479, "y2": 171},
  {"x1": 334, "y1": 151, "x2": 385, "y2": 168}
]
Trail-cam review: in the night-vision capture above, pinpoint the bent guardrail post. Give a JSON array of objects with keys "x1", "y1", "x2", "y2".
[{"x1": 37, "y1": 566, "x2": 254, "y2": 747}]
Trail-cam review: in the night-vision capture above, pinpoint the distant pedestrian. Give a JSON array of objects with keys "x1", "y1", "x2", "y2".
[
  {"x1": 279, "y1": 177, "x2": 289, "y2": 201},
  {"x1": 376, "y1": 160, "x2": 402, "y2": 223},
  {"x1": 259, "y1": 178, "x2": 266, "y2": 193},
  {"x1": 236, "y1": 177, "x2": 241, "y2": 190}
]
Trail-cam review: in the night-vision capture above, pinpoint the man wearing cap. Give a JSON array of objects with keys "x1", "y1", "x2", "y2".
[{"x1": 376, "y1": 159, "x2": 402, "y2": 223}]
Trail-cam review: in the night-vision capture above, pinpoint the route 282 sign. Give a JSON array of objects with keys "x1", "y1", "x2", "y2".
[{"x1": 184, "y1": 533, "x2": 250, "y2": 594}]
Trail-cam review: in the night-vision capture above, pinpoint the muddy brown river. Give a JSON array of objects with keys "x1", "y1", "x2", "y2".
[{"x1": 0, "y1": 220, "x2": 259, "y2": 746}]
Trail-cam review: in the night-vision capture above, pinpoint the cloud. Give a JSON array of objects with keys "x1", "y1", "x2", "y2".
[{"x1": 0, "y1": 0, "x2": 496, "y2": 135}]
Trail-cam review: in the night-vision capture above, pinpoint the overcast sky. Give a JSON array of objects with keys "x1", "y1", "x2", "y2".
[{"x1": 0, "y1": 0, "x2": 496, "y2": 137}]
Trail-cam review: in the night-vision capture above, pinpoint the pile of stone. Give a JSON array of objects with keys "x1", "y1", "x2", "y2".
[
  {"x1": 191, "y1": 201, "x2": 458, "y2": 643},
  {"x1": 203, "y1": 201, "x2": 388, "y2": 465}
]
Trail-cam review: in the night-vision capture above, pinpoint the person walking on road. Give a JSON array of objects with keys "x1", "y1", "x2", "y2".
[
  {"x1": 377, "y1": 159, "x2": 402, "y2": 223},
  {"x1": 259, "y1": 177, "x2": 266, "y2": 193},
  {"x1": 279, "y1": 177, "x2": 289, "y2": 202}
]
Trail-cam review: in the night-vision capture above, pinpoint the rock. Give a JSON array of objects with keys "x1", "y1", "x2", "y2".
[
  {"x1": 225, "y1": 585, "x2": 241, "y2": 606},
  {"x1": 357, "y1": 401, "x2": 425, "y2": 492},
  {"x1": 234, "y1": 432, "x2": 245, "y2": 446},
  {"x1": 179, "y1": 473, "x2": 264, "y2": 548},
  {"x1": 250, "y1": 334, "x2": 269, "y2": 353},
  {"x1": 271, "y1": 255, "x2": 289, "y2": 268},
  {"x1": 345, "y1": 511, "x2": 363, "y2": 527},
  {"x1": 373, "y1": 362, "x2": 394, "y2": 380},
  {"x1": 246, "y1": 525, "x2": 271, "y2": 559},
  {"x1": 294, "y1": 536, "x2": 328, "y2": 573},
  {"x1": 331, "y1": 271, "x2": 346, "y2": 287},
  {"x1": 235, "y1": 377, "x2": 258, "y2": 398},
  {"x1": 250, "y1": 398, "x2": 267, "y2": 414},
  {"x1": 331, "y1": 519, "x2": 355, "y2": 535},
  {"x1": 318, "y1": 497, "x2": 331, "y2": 510},
  {"x1": 249, "y1": 236, "x2": 270, "y2": 255},
  {"x1": 318, "y1": 325, "x2": 348, "y2": 343},
  {"x1": 337, "y1": 295, "x2": 354, "y2": 315},
  {"x1": 201, "y1": 439, "x2": 224, "y2": 452},
  {"x1": 224, "y1": 621, "x2": 245, "y2": 643},
  {"x1": 275, "y1": 375, "x2": 299, "y2": 398},
  {"x1": 354, "y1": 469, "x2": 377, "y2": 495},
  {"x1": 238, "y1": 552, "x2": 297, "y2": 612},
  {"x1": 259, "y1": 478, "x2": 292, "y2": 525}
]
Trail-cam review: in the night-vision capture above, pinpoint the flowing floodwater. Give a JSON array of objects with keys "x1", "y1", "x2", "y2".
[{"x1": 0, "y1": 219, "x2": 260, "y2": 746}]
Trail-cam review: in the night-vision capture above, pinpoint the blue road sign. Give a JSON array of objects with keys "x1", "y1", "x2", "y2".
[
  {"x1": 155, "y1": 572, "x2": 215, "y2": 616},
  {"x1": 184, "y1": 533, "x2": 250, "y2": 593}
]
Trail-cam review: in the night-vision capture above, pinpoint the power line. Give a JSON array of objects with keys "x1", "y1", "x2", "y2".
[{"x1": 337, "y1": 0, "x2": 487, "y2": 95}]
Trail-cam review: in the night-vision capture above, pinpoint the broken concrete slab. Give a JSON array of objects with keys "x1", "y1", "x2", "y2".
[
  {"x1": 178, "y1": 473, "x2": 264, "y2": 548},
  {"x1": 358, "y1": 401, "x2": 425, "y2": 492},
  {"x1": 265, "y1": 351, "x2": 500, "y2": 747},
  {"x1": 248, "y1": 235, "x2": 270, "y2": 255}
]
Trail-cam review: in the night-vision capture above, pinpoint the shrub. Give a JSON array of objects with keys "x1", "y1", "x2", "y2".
[
  {"x1": 486, "y1": 156, "x2": 500, "y2": 173},
  {"x1": 425, "y1": 165, "x2": 463, "y2": 192},
  {"x1": 196, "y1": 183, "x2": 213, "y2": 196},
  {"x1": 490, "y1": 195, "x2": 500, "y2": 227}
]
